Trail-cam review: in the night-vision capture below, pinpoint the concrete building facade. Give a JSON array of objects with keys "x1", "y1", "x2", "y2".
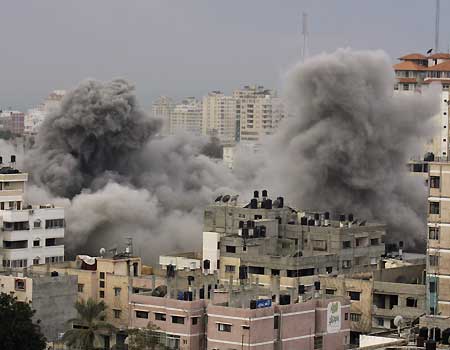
[
  {"x1": 0, "y1": 163, "x2": 65, "y2": 268},
  {"x1": 152, "y1": 96, "x2": 174, "y2": 136},
  {"x1": 171, "y1": 97, "x2": 203, "y2": 136}
]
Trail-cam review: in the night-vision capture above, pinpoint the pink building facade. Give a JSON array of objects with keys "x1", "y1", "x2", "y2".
[{"x1": 129, "y1": 293, "x2": 350, "y2": 350}]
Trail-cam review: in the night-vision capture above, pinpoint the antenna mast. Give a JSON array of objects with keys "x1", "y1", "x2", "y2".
[
  {"x1": 302, "y1": 12, "x2": 309, "y2": 62},
  {"x1": 435, "y1": 0, "x2": 440, "y2": 52}
]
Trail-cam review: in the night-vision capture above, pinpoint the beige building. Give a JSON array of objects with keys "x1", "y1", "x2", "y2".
[
  {"x1": 170, "y1": 97, "x2": 202, "y2": 136},
  {"x1": 202, "y1": 91, "x2": 237, "y2": 145},
  {"x1": 152, "y1": 96, "x2": 174, "y2": 136},
  {"x1": 233, "y1": 85, "x2": 284, "y2": 145}
]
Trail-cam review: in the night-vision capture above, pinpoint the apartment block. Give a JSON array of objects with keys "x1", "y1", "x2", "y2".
[
  {"x1": 202, "y1": 91, "x2": 237, "y2": 145},
  {"x1": 0, "y1": 271, "x2": 78, "y2": 342},
  {"x1": 427, "y1": 161, "x2": 450, "y2": 316},
  {"x1": 0, "y1": 159, "x2": 65, "y2": 268},
  {"x1": 0, "y1": 110, "x2": 25, "y2": 135},
  {"x1": 170, "y1": 97, "x2": 203, "y2": 136},
  {"x1": 152, "y1": 96, "x2": 174, "y2": 136},
  {"x1": 203, "y1": 190, "x2": 386, "y2": 289}
]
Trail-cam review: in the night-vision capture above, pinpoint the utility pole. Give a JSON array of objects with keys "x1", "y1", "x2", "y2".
[
  {"x1": 435, "y1": 0, "x2": 440, "y2": 52},
  {"x1": 302, "y1": 12, "x2": 309, "y2": 62}
]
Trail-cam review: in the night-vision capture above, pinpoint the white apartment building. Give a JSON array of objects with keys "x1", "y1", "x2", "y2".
[
  {"x1": 24, "y1": 90, "x2": 65, "y2": 135},
  {"x1": 233, "y1": 85, "x2": 285, "y2": 146},
  {"x1": 170, "y1": 97, "x2": 202, "y2": 136},
  {"x1": 202, "y1": 91, "x2": 237, "y2": 145},
  {"x1": 152, "y1": 96, "x2": 174, "y2": 136},
  {"x1": 0, "y1": 157, "x2": 64, "y2": 268},
  {"x1": 394, "y1": 53, "x2": 450, "y2": 158}
]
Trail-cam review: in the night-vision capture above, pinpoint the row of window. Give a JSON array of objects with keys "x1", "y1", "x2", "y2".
[
  {"x1": 2, "y1": 218, "x2": 64, "y2": 231},
  {"x1": 135, "y1": 311, "x2": 198, "y2": 325},
  {"x1": 3, "y1": 238, "x2": 63, "y2": 249},
  {"x1": 342, "y1": 237, "x2": 381, "y2": 249}
]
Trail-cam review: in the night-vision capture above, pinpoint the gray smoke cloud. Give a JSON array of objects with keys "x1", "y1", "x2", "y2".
[
  {"x1": 24, "y1": 49, "x2": 438, "y2": 260},
  {"x1": 25, "y1": 79, "x2": 235, "y2": 260},
  {"x1": 243, "y1": 49, "x2": 439, "y2": 249}
]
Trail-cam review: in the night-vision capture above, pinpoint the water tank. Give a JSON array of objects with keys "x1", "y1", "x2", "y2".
[
  {"x1": 425, "y1": 340, "x2": 436, "y2": 350},
  {"x1": 277, "y1": 197, "x2": 284, "y2": 208},
  {"x1": 265, "y1": 199, "x2": 272, "y2": 209},
  {"x1": 10, "y1": 155, "x2": 16, "y2": 163},
  {"x1": 187, "y1": 276, "x2": 195, "y2": 285},
  {"x1": 348, "y1": 213, "x2": 354, "y2": 222},
  {"x1": 339, "y1": 214, "x2": 346, "y2": 222},
  {"x1": 314, "y1": 281, "x2": 320, "y2": 291},
  {"x1": 307, "y1": 219, "x2": 315, "y2": 226},
  {"x1": 183, "y1": 291, "x2": 193, "y2": 301},
  {"x1": 260, "y1": 226, "x2": 266, "y2": 237},
  {"x1": 203, "y1": 260, "x2": 211, "y2": 270},
  {"x1": 442, "y1": 328, "x2": 450, "y2": 344},
  {"x1": 314, "y1": 213, "x2": 320, "y2": 220},
  {"x1": 279, "y1": 294, "x2": 291, "y2": 305},
  {"x1": 250, "y1": 300, "x2": 257, "y2": 309},
  {"x1": 417, "y1": 337, "x2": 425, "y2": 347},
  {"x1": 254, "y1": 190, "x2": 259, "y2": 198},
  {"x1": 300, "y1": 217, "x2": 308, "y2": 225},
  {"x1": 239, "y1": 221, "x2": 244, "y2": 228},
  {"x1": 247, "y1": 220, "x2": 254, "y2": 228},
  {"x1": 250, "y1": 199, "x2": 258, "y2": 209},
  {"x1": 298, "y1": 285, "x2": 305, "y2": 295},
  {"x1": 242, "y1": 228, "x2": 249, "y2": 237},
  {"x1": 262, "y1": 190, "x2": 268, "y2": 197},
  {"x1": 324, "y1": 212, "x2": 330, "y2": 220},
  {"x1": 419, "y1": 327, "x2": 429, "y2": 340},
  {"x1": 431, "y1": 328, "x2": 441, "y2": 342},
  {"x1": 424, "y1": 152, "x2": 435, "y2": 161},
  {"x1": 166, "y1": 264, "x2": 175, "y2": 278}
]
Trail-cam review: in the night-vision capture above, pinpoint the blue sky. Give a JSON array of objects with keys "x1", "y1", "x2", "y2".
[{"x1": 1, "y1": 0, "x2": 449, "y2": 110}]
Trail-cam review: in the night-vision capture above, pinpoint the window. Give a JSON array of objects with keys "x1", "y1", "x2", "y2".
[
  {"x1": 155, "y1": 313, "x2": 166, "y2": 321},
  {"x1": 33, "y1": 258, "x2": 40, "y2": 265},
  {"x1": 45, "y1": 238, "x2": 56, "y2": 246},
  {"x1": 33, "y1": 239, "x2": 40, "y2": 247},
  {"x1": 114, "y1": 309, "x2": 121, "y2": 319},
  {"x1": 403, "y1": 83, "x2": 409, "y2": 91},
  {"x1": 34, "y1": 220, "x2": 41, "y2": 228},
  {"x1": 274, "y1": 315, "x2": 279, "y2": 329},
  {"x1": 45, "y1": 219, "x2": 65, "y2": 229},
  {"x1": 429, "y1": 255, "x2": 439, "y2": 266},
  {"x1": 345, "y1": 313, "x2": 349, "y2": 320},
  {"x1": 429, "y1": 227, "x2": 439, "y2": 240},
  {"x1": 430, "y1": 201, "x2": 440, "y2": 214},
  {"x1": 314, "y1": 335, "x2": 323, "y2": 349},
  {"x1": 271, "y1": 269, "x2": 280, "y2": 276},
  {"x1": 342, "y1": 260, "x2": 352, "y2": 269},
  {"x1": 350, "y1": 313, "x2": 361, "y2": 322},
  {"x1": 114, "y1": 287, "x2": 121, "y2": 297},
  {"x1": 218, "y1": 323, "x2": 232, "y2": 332},
  {"x1": 136, "y1": 311, "x2": 149, "y2": 319},
  {"x1": 430, "y1": 176, "x2": 440, "y2": 189},
  {"x1": 225, "y1": 265, "x2": 235, "y2": 273},
  {"x1": 342, "y1": 241, "x2": 351, "y2": 249},
  {"x1": 326, "y1": 266, "x2": 333, "y2": 274},
  {"x1": 99, "y1": 280, "x2": 105, "y2": 288},
  {"x1": 325, "y1": 289, "x2": 335, "y2": 295},
  {"x1": 192, "y1": 317, "x2": 198, "y2": 325},
  {"x1": 15, "y1": 279, "x2": 25, "y2": 291},
  {"x1": 3, "y1": 240, "x2": 28, "y2": 249},
  {"x1": 248, "y1": 266, "x2": 265, "y2": 275},
  {"x1": 172, "y1": 316, "x2": 185, "y2": 324},
  {"x1": 406, "y1": 297, "x2": 418, "y2": 307},
  {"x1": 99, "y1": 272, "x2": 105, "y2": 279},
  {"x1": 225, "y1": 245, "x2": 236, "y2": 253},
  {"x1": 348, "y1": 291, "x2": 361, "y2": 301},
  {"x1": 78, "y1": 284, "x2": 84, "y2": 293},
  {"x1": 430, "y1": 281, "x2": 437, "y2": 293},
  {"x1": 99, "y1": 291, "x2": 105, "y2": 298},
  {"x1": 376, "y1": 317, "x2": 384, "y2": 326},
  {"x1": 370, "y1": 238, "x2": 379, "y2": 246}
]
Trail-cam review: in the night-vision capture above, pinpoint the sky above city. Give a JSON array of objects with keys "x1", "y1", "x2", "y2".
[{"x1": 1, "y1": 0, "x2": 449, "y2": 111}]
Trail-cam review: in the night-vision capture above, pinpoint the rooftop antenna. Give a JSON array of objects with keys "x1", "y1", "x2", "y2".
[
  {"x1": 302, "y1": 12, "x2": 309, "y2": 62},
  {"x1": 435, "y1": 0, "x2": 440, "y2": 52},
  {"x1": 125, "y1": 237, "x2": 133, "y2": 256}
]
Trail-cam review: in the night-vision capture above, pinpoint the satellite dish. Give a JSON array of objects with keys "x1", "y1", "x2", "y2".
[
  {"x1": 215, "y1": 195, "x2": 223, "y2": 202},
  {"x1": 222, "y1": 195, "x2": 231, "y2": 203},
  {"x1": 99, "y1": 248, "x2": 106, "y2": 257},
  {"x1": 393, "y1": 315, "x2": 404, "y2": 327},
  {"x1": 231, "y1": 195, "x2": 239, "y2": 202}
]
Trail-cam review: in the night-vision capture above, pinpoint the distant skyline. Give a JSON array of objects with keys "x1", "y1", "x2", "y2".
[{"x1": 1, "y1": 0, "x2": 449, "y2": 111}]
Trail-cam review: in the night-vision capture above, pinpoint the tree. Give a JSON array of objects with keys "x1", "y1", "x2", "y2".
[
  {"x1": 127, "y1": 323, "x2": 168, "y2": 350},
  {"x1": 63, "y1": 298, "x2": 115, "y2": 350},
  {"x1": 0, "y1": 292, "x2": 46, "y2": 350}
]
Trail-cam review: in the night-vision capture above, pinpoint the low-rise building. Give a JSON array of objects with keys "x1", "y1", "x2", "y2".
[{"x1": 0, "y1": 271, "x2": 77, "y2": 342}]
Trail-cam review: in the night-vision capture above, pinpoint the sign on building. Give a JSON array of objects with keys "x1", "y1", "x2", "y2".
[
  {"x1": 255, "y1": 299, "x2": 272, "y2": 309},
  {"x1": 327, "y1": 301, "x2": 341, "y2": 333}
]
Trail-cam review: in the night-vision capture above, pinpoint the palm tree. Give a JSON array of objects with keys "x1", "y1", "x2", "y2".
[{"x1": 63, "y1": 298, "x2": 116, "y2": 350}]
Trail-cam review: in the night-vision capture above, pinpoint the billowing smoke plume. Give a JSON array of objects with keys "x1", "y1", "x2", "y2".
[
  {"x1": 246, "y1": 49, "x2": 439, "y2": 248},
  {"x1": 24, "y1": 49, "x2": 439, "y2": 259},
  {"x1": 26, "y1": 79, "x2": 236, "y2": 260}
]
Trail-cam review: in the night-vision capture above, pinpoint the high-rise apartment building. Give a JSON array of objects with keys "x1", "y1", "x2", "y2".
[
  {"x1": 202, "y1": 91, "x2": 237, "y2": 145},
  {"x1": 170, "y1": 97, "x2": 203, "y2": 136},
  {"x1": 427, "y1": 160, "x2": 450, "y2": 316},
  {"x1": 0, "y1": 157, "x2": 65, "y2": 268},
  {"x1": 394, "y1": 53, "x2": 450, "y2": 158},
  {"x1": 152, "y1": 96, "x2": 174, "y2": 136},
  {"x1": 0, "y1": 111, "x2": 25, "y2": 136},
  {"x1": 233, "y1": 85, "x2": 285, "y2": 145}
]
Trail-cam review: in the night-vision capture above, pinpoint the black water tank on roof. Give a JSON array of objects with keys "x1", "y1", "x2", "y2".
[
  {"x1": 262, "y1": 190, "x2": 268, "y2": 197},
  {"x1": 426, "y1": 340, "x2": 436, "y2": 350},
  {"x1": 279, "y1": 294, "x2": 290, "y2": 305},
  {"x1": 300, "y1": 217, "x2": 308, "y2": 225},
  {"x1": 265, "y1": 199, "x2": 272, "y2": 209},
  {"x1": 419, "y1": 327, "x2": 429, "y2": 340},
  {"x1": 298, "y1": 285, "x2": 305, "y2": 295},
  {"x1": 247, "y1": 220, "x2": 254, "y2": 228},
  {"x1": 348, "y1": 213, "x2": 354, "y2": 222},
  {"x1": 339, "y1": 214, "x2": 346, "y2": 222},
  {"x1": 254, "y1": 190, "x2": 259, "y2": 198},
  {"x1": 250, "y1": 199, "x2": 258, "y2": 209},
  {"x1": 307, "y1": 219, "x2": 315, "y2": 226},
  {"x1": 442, "y1": 328, "x2": 450, "y2": 344},
  {"x1": 260, "y1": 226, "x2": 266, "y2": 237},
  {"x1": 314, "y1": 213, "x2": 320, "y2": 220},
  {"x1": 277, "y1": 197, "x2": 284, "y2": 208},
  {"x1": 242, "y1": 228, "x2": 249, "y2": 237},
  {"x1": 239, "y1": 265, "x2": 248, "y2": 280},
  {"x1": 250, "y1": 300, "x2": 257, "y2": 309},
  {"x1": 431, "y1": 328, "x2": 441, "y2": 342},
  {"x1": 239, "y1": 221, "x2": 244, "y2": 228},
  {"x1": 324, "y1": 212, "x2": 330, "y2": 220},
  {"x1": 314, "y1": 281, "x2": 320, "y2": 291}
]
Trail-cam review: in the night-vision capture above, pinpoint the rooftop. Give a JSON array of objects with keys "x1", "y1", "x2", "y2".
[
  {"x1": 393, "y1": 61, "x2": 426, "y2": 71},
  {"x1": 399, "y1": 53, "x2": 427, "y2": 60}
]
